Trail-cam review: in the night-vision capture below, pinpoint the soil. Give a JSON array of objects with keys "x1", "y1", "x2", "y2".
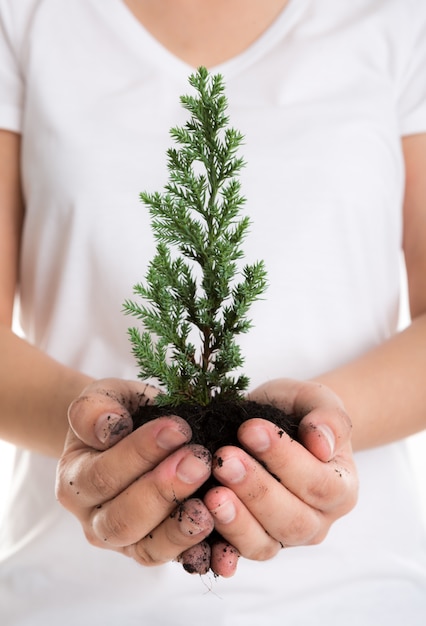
[
  {"x1": 132, "y1": 397, "x2": 298, "y2": 456},
  {"x1": 132, "y1": 398, "x2": 298, "y2": 574}
]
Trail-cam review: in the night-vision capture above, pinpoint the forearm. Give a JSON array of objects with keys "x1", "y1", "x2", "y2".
[
  {"x1": 0, "y1": 325, "x2": 93, "y2": 457},
  {"x1": 314, "y1": 313, "x2": 426, "y2": 451}
]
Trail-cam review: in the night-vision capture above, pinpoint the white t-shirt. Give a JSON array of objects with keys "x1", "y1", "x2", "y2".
[{"x1": 1, "y1": 0, "x2": 426, "y2": 623}]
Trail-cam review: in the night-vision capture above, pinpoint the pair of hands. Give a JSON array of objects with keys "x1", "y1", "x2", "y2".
[{"x1": 56, "y1": 378, "x2": 358, "y2": 577}]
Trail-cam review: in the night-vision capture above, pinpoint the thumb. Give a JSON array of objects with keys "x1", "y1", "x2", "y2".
[
  {"x1": 67, "y1": 379, "x2": 158, "y2": 450},
  {"x1": 298, "y1": 406, "x2": 353, "y2": 462}
]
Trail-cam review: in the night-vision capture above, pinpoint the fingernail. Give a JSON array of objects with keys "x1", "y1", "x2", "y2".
[
  {"x1": 156, "y1": 425, "x2": 189, "y2": 451},
  {"x1": 242, "y1": 426, "x2": 271, "y2": 453},
  {"x1": 216, "y1": 456, "x2": 246, "y2": 484},
  {"x1": 177, "y1": 452, "x2": 210, "y2": 484},
  {"x1": 211, "y1": 499, "x2": 236, "y2": 524},
  {"x1": 95, "y1": 413, "x2": 132, "y2": 444},
  {"x1": 317, "y1": 424, "x2": 335, "y2": 457}
]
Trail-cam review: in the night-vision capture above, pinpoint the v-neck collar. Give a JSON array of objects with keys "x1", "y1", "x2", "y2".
[{"x1": 110, "y1": 0, "x2": 310, "y2": 78}]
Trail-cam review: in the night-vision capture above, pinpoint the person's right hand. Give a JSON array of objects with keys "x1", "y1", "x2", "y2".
[{"x1": 56, "y1": 378, "x2": 215, "y2": 572}]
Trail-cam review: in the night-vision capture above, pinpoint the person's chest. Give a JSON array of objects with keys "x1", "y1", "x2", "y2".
[{"x1": 122, "y1": 0, "x2": 290, "y2": 67}]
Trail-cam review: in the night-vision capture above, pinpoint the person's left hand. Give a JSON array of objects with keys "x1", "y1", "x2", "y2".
[{"x1": 203, "y1": 379, "x2": 359, "y2": 575}]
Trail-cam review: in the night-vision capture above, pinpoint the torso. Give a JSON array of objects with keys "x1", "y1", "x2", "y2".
[{"x1": 122, "y1": 0, "x2": 290, "y2": 67}]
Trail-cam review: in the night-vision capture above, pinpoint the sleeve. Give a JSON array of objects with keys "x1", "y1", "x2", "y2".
[
  {"x1": 397, "y1": 5, "x2": 426, "y2": 136},
  {"x1": 0, "y1": 0, "x2": 24, "y2": 133}
]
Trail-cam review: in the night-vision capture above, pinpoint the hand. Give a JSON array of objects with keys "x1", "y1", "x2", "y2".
[
  {"x1": 203, "y1": 379, "x2": 358, "y2": 569},
  {"x1": 56, "y1": 378, "x2": 215, "y2": 572}
]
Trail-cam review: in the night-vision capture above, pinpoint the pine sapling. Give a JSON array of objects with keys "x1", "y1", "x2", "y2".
[{"x1": 123, "y1": 67, "x2": 267, "y2": 408}]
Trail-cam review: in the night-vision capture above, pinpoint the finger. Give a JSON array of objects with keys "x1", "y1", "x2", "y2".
[
  {"x1": 211, "y1": 446, "x2": 326, "y2": 547},
  {"x1": 124, "y1": 499, "x2": 214, "y2": 570},
  {"x1": 249, "y1": 379, "x2": 351, "y2": 461},
  {"x1": 68, "y1": 379, "x2": 159, "y2": 450},
  {"x1": 87, "y1": 444, "x2": 211, "y2": 547},
  {"x1": 205, "y1": 485, "x2": 281, "y2": 560},
  {"x1": 298, "y1": 406, "x2": 353, "y2": 461},
  {"x1": 177, "y1": 541, "x2": 212, "y2": 575},
  {"x1": 57, "y1": 415, "x2": 192, "y2": 509},
  {"x1": 210, "y1": 539, "x2": 239, "y2": 578},
  {"x1": 238, "y1": 419, "x2": 358, "y2": 515}
]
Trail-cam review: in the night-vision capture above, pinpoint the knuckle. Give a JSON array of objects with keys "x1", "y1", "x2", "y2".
[
  {"x1": 92, "y1": 506, "x2": 133, "y2": 547},
  {"x1": 131, "y1": 544, "x2": 161, "y2": 567},
  {"x1": 127, "y1": 538, "x2": 171, "y2": 568},
  {"x1": 312, "y1": 461, "x2": 359, "y2": 513},
  {"x1": 281, "y1": 510, "x2": 321, "y2": 546},
  {"x1": 87, "y1": 461, "x2": 120, "y2": 500},
  {"x1": 246, "y1": 541, "x2": 280, "y2": 561},
  {"x1": 150, "y1": 477, "x2": 177, "y2": 507},
  {"x1": 130, "y1": 433, "x2": 161, "y2": 468},
  {"x1": 82, "y1": 525, "x2": 107, "y2": 549},
  {"x1": 305, "y1": 470, "x2": 334, "y2": 503},
  {"x1": 337, "y1": 476, "x2": 359, "y2": 515}
]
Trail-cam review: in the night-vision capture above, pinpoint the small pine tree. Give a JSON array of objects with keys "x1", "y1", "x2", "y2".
[{"x1": 123, "y1": 67, "x2": 267, "y2": 407}]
